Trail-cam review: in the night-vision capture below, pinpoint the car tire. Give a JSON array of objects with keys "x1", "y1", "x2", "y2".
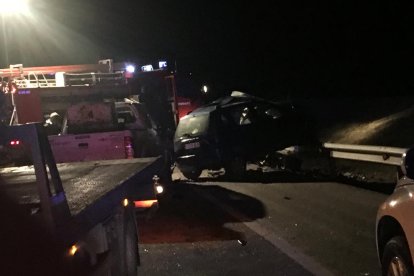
[
  {"x1": 283, "y1": 156, "x2": 302, "y2": 172},
  {"x1": 225, "y1": 156, "x2": 246, "y2": 180},
  {"x1": 382, "y1": 236, "x2": 414, "y2": 276},
  {"x1": 181, "y1": 167, "x2": 202, "y2": 180}
]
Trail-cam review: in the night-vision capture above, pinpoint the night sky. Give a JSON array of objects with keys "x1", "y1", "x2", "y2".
[{"x1": 1, "y1": 1, "x2": 413, "y2": 100}]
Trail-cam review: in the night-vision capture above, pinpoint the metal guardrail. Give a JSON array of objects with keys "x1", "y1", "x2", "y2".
[{"x1": 323, "y1": 143, "x2": 407, "y2": 166}]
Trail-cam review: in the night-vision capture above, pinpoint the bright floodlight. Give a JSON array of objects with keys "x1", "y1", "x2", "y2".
[
  {"x1": 0, "y1": 0, "x2": 30, "y2": 15},
  {"x1": 202, "y1": 85, "x2": 208, "y2": 93},
  {"x1": 126, "y1": 65, "x2": 135, "y2": 73}
]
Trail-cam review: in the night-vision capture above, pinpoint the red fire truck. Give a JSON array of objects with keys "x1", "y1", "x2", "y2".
[
  {"x1": 0, "y1": 60, "x2": 179, "y2": 126},
  {"x1": 0, "y1": 59, "x2": 199, "y2": 126}
]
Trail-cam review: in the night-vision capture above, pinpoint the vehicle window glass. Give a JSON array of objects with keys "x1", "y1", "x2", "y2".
[
  {"x1": 116, "y1": 104, "x2": 151, "y2": 130},
  {"x1": 175, "y1": 114, "x2": 209, "y2": 138},
  {"x1": 116, "y1": 107, "x2": 136, "y2": 124},
  {"x1": 264, "y1": 108, "x2": 282, "y2": 119},
  {"x1": 250, "y1": 103, "x2": 284, "y2": 121},
  {"x1": 225, "y1": 105, "x2": 257, "y2": 126},
  {"x1": 225, "y1": 106, "x2": 247, "y2": 125},
  {"x1": 221, "y1": 114, "x2": 230, "y2": 126},
  {"x1": 132, "y1": 103, "x2": 153, "y2": 127},
  {"x1": 239, "y1": 107, "x2": 254, "y2": 125},
  {"x1": 66, "y1": 102, "x2": 117, "y2": 134}
]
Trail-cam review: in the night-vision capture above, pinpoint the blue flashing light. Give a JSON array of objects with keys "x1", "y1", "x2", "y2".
[
  {"x1": 159, "y1": 61, "x2": 167, "y2": 69},
  {"x1": 141, "y1": 65, "x2": 154, "y2": 72}
]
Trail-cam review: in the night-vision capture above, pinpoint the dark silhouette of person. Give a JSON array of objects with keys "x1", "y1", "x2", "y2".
[{"x1": 45, "y1": 112, "x2": 63, "y2": 135}]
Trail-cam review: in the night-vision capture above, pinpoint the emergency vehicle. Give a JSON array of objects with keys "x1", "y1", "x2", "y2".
[{"x1": 0, "y1": 60, "x2": 177, "y2": 126}]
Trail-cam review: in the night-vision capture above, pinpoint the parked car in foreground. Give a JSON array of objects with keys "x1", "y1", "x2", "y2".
[
  {"x1": 173, "y1": 91, "x2": 313, "y2": 180},
  {"x1": 376, "y1": 148, "x2": 414, "y2": 275}
]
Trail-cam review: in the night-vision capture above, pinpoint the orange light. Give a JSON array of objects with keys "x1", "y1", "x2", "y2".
[
  {"x1": 134, "y1": 199, "x2": 158, "y2": 208},
  {"x1": 69, "y1": 245, "x2": 78, "y2": 256}
]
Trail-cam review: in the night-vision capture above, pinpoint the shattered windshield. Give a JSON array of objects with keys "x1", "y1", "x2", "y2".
[{"x1": 175, "y1": 114, "x2": 210, "y2": 138}]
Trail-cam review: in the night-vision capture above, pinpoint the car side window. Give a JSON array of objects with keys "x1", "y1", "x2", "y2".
[
  {"x1": 224, "y1": 105, "x2": 256, "y2": 126},
  {"x1": 220, "y1": 114, "x2": 230, "y2": 126},
  {"x1": 264, "y1": 107, "x2": 282, "y2": 120},
  {"x1": 239, "y1": 107, "x2": 253, "y2": 125}
]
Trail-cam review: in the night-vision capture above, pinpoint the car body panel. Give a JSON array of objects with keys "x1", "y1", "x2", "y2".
[{"x1": 376, "y1": 176, "x2": 414, "y2": 265}]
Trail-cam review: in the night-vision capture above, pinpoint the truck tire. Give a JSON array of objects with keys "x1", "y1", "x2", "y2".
[
  {"x1": 381, "y1": 236, "x2": 414, "y2": 276},
  {"x1": 109, "y1": 205, "x2": 139, "y2": 276},
  {"x1": 124, "y1": 207, "x2": 139, "y2": 275}
]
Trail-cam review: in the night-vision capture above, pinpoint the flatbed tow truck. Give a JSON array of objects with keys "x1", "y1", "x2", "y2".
[
  {"x1": 0, "y1": 59, "x2": 198, "y2": 274},
  {"x1": 0, "y1": 122, "x2": 164, "y2": 275}
]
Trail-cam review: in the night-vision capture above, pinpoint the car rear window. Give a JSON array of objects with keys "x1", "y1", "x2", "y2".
[
  {"x1": 116, "y1": 107, "x2": 136, "y2": 124},
  {"x1": 65, "y1": 102, "x2": 117, "y2": 134},
  {"x1": 175, "y1": 114, "x2": 209, "y2": 138},
  {"x1": 115, "y1": 103, "x2": 152, "y2": 130}
]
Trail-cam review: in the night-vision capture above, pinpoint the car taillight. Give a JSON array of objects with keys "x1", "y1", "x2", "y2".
[
  {"x1": 10, "y1": 140, "x2": 21, "y2": 146},
  {"x1": 124, "y1": 136, "x2": 134, "y2": 159}
]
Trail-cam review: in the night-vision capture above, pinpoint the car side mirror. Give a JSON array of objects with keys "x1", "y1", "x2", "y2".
[{"x1": 402, "y1": 148, "x2": 414, "y2": 179}]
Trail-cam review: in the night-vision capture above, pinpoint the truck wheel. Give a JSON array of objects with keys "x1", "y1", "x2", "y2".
[
  {"x1": 124, "y1": 208, "x2": 139, "y2": 275},
  {"x1": 109, "y1": 206, "x2": 139, "y2": 276},
  {"x1": 181, "y1": 167, "x2": 202, "y2": 180},
  {"x1": 382, "y1": 236, "x2": 414, "y2": 276},
  {"x1": 225, "y1": 156, "x2": 246, "y2": 181}
]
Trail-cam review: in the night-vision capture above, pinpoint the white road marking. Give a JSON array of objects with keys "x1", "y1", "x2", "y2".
[{"x1": 198, "y1": 188, "x2": 334, "y2": 276}]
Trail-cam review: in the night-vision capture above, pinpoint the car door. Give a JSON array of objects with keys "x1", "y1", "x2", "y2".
[{"x1": 220, "y1": 103, "x2": 259, "y2": 158}]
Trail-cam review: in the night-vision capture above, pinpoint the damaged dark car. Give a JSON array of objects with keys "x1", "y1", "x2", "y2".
[{"x1": 173, "y1": 92, "x2": 314, "y2": 180}]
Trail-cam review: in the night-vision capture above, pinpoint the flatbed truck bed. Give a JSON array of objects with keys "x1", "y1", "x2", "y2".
[
  {"x1": 0, "y1": 123, "x2": 164, "y2": 275},
  {"x1": 1, "y1": 158, "x2": 160, "y2": 215}
]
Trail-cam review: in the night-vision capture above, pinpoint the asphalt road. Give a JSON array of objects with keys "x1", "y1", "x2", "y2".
[{"x1": 137, "y1": 168, "x2": 390, "y2": 276}]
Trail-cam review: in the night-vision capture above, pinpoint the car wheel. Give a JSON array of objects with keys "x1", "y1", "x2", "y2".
[
  {"x1": 277, "y1": 156, "x2": 287, "y2": 171},
  {"x1": 382, "y1": 236, "x2": 414, "y2": 276},
  {"x1": 225, "y1": 156, "x2": 246, "y2": 180},
  {"x1": 181, "y1": 167, "x2": 202, "y2": 180}
]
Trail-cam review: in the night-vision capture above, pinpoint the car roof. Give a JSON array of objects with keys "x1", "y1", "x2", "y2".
[
  {"x1": 181, "y1": 105, "x2": 217, "y2": 120},
  {"x1": 184, "y1": 92, "x2": 294, "y2": 119}
]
